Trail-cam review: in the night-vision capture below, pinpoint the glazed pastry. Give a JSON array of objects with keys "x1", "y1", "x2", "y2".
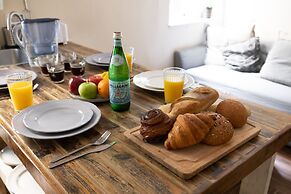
[
  {"x1": 164, "y1": 113, "x2": 214, "y2": 150},
  {"x1": 139, "y1": 109, "x2": 174, "y2": 143},
  {"x1": 202, "y1": 112, "x2": 234, "y2": 146},
  {"x1": 216, "y1": 99, "x2": 249, "y2": 128},
  {"x1": 160, "y1": 86, "x2": 219, "y2": 119}
]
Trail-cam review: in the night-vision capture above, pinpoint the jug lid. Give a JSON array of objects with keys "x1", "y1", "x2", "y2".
[{"x1": 23, "y1": 18, "x2": 59, "y2": 24}]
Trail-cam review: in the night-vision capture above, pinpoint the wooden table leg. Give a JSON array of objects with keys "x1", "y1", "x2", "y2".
[
  {"x1": 0, "y1": 178, "x2": 8, "y2": 194},
  {"x1": 239, "y1": 155, "x2": 276, "y2": 194}
]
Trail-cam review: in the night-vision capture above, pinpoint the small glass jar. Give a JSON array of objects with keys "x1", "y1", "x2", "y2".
[
  {"x1": 61, "y1": 51, "x2": 77, "y2": 72},
  {"x1": 71, "y1": 58, "x2": 86, "y2": 76},
  {"x1": 46, "y1": 54, "x2": 65, "y2": 83}
]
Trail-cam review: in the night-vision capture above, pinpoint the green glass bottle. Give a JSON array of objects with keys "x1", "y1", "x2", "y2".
[{"x1": 109, "y1": 32, "x2": 130, "y2": 111}]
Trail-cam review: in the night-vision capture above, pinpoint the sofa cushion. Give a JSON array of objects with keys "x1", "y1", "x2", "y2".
[
  {"x1": 205, "y1": 24, "x2": 255, "y2": 66},
  {"x1": 260, "y1": 40, "x2": 291, "y2": 87},
  {"x1": 222, "y1": 37, "x2": 263, "y2": 72},
  {"x1": 187, "y1": 65, "x2": 291, "y2": 113},
  {"x1": 204, "y1": 46, "x2": 225, "y2": 66}
]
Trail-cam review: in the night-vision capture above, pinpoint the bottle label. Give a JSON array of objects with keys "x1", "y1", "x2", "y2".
[
  {"x1": 109, "y1": 79, "x2": 130, "y2": 104},
  {"x1": 111, "y1": 54, "x2": 124, "y2": 66}
]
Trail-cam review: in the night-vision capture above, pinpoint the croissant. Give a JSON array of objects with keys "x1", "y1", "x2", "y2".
[
  {"x1": 164, "y1": 113, "x2": 214, "y2": 150},
  {"x1": 160, "y1": 86, "x2": 219, "y2": 119}
]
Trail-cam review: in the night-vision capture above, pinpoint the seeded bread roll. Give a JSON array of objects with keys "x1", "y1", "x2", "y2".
[
  {"x1": 216, "y1": 99, "x2": 248, "y2": 128},
  {"x1": 202, "y1": 112, "x2": 234, "y2": 146}
]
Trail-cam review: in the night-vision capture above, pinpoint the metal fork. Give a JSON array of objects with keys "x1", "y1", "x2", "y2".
[{"x1": 50, "y1": 130, "x2": 111, "y2": 163}]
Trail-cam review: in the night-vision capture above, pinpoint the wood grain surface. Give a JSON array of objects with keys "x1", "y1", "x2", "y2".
[
  {"x1": 125, "y1": 123, "x2": 261, "y2": 179},
  {"x1": 0, "y1": 42, "x2": 290, "y2": 194}
]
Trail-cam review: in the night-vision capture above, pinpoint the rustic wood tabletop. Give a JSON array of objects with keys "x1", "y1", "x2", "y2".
[{"x1": 0, "y1": 42, "x2": 290, "y2": 194}]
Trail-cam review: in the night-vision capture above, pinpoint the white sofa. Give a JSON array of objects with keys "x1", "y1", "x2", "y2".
[{"x1": 174, "y1": 25, "x2": 291, "y2": 114}]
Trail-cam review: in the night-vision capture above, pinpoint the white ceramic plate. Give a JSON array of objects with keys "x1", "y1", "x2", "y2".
[
  {"x1": 6, "y1": 164, "x2": 45, "y2": 194},
  {"x1": 0, "y1": 147, "x2": 22, "y2": 167},
  {"x1": 133, "y1": 71, "x2": 195, "y2": 92},
  {"x1": 0, "y1": 69, "x2": 37, "y2": 86},
  {"x1": 85, "y1": 53, "x2": 111, "y2": 66},
  {"x1": 12, "y1": 100, "x2": 101, "y2": 139},
  {"x1": 23, "y1": 100, "x2": 93, "y2": 133},
  {"x1": 69, "y1": 92, "x2": 109, "y2": 103},
  {"x1": 143, "y1": 71, "x2": 191, "y2": 89}
]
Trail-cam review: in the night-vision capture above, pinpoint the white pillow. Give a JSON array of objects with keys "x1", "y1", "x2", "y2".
[
  {"x1": 204, "y1": 46, "x2": 225, "y2": 66},
  {"x1": 226, "y1": 24, "x2": 255, "y2": 44},
  {"x1": 260, "y1": 40, "x2": 291, "y2": 87},
  {"x1": 205, "y1": 24, "x2": 255, "y2": 66}
]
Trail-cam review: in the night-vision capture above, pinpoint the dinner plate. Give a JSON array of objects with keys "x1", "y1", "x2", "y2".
[
  {"x1": 12, "y1": 100, "x2": 101, "y2": 139},
  {"x1": 133, "y1": 71, "x2": 195, "y2": 92},
  {"x1": 6, "y1": 164, "x2": 44, "y2": 194},
  {"x1": 85, "y1": 53, "x2": 111, "y2": 67},
  {"x1": 69, "y1": 92, "x2": 109, "y2": 103},
  {"x1": 0, "y1": 147, "x2": 22, "y2": 167},
  {"x1": 143, "y1": 71, "x2": 191, "y2": 89},
  {"x1": 23, "y1": 100, "x2": 93, "y2": 133},
  {"x1": 0, "y1": 69, "x2": 37, "y2": 86}
]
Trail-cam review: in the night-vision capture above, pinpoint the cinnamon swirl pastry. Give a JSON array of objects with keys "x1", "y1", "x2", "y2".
[{"x1": 139, "y1": 109, "x2": 174, "y2": 143}]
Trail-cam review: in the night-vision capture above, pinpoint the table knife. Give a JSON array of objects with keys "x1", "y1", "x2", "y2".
[{"x1": 48, "y1": 141, "x2": 116, "y2": 169}]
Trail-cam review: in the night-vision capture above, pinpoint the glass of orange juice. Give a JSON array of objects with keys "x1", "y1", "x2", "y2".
[
  {"x1": 6, "y1": 72, "x2": 33, "y2": 111},
  {"x1": 125, "y1": 47, "x2": 134, "y2": 74},
  {"x1": 163, "y1": 67, "x2": 185, "y2": 103}
]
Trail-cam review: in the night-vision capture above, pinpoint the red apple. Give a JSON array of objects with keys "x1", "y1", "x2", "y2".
[
  {"x1": 88, "y1": 74, "x2": 103, "y2": 86},
  {"x1": 69, "y1": 76, "x2": 85, "y2": 95}
]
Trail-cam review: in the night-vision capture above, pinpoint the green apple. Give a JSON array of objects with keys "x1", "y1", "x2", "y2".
[{"x1": 78, "y1": 82, "x2": 97, "y2": 99}]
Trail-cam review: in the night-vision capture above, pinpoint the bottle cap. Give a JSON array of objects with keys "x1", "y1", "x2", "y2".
[{"x1": 113, "y1": 32, "x2": 122, "y2": 39}]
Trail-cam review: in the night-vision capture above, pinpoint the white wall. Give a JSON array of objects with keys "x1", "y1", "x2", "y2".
[
  {"x1": 24, "y1": 0, "x2": 206, "y2": 70},
  {"x1": 219, "y1": 0, "x2": 291, "y2": 52}
]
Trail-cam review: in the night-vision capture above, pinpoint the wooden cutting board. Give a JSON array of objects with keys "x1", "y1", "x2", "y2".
[{"x1": 124, "y1": 123, "x2": 260, "y2": 179}]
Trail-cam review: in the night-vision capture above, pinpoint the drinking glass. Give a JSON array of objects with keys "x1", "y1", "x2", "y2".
[
  {"x1": 36, "y1": 55, "x2": 50, "y2": 76},
  {"x1": 125, "y1": 47, "x2": 134, "y2": 74},
  {"x1": 6, "y1": 71, "x2": 33, "y2": 111},
  {"x1": 46, "y1": 54, "x2": 65, "y2": 83},
  {"x1": 163, "y1": 67, "x2": 185, "y2": 103},
  {"x1": 61, "y1": 51, "x2": 77, "y2": 72},
  {"x1": 70, "y1": 58, "x2": 86, "y2": 76}
]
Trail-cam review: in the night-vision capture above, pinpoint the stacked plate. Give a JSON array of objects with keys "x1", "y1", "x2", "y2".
[
  {"x1": 85, "y1": 53, "x2": 111, "y2": 67},
  {"x1": 0, "y1": 147, "x2": 44, "y2": 194},
  {"x1": 133, "y1": 70, "x2": 195, "y2": 92},
  {"x1": 7, "y1": 164, "x2": 45, "y2": 194},
  {"x1": 12, "y1": 99, "x2": 101, "y2": 139}
]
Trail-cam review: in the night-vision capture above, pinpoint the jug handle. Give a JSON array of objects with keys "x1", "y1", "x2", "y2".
[
  {"x1": 58, "y1": 22, "x2": 69, "y2": 44},
  {"x1": 12, "y1": 23, "x2": 24, "y2": 49}
]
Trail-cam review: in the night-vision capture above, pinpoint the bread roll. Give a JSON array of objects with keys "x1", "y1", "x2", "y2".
[
  {"x1": 164, "y1": 113, "x2": 214, "y2": 150},
  {"x1": 202, "y1": 112, "x2": 234, "y2": 146},
  {"x1": 160, "y1": 86, "x2": 219, "y2": 119},
  {"x1": 216, "y1": 99, "x2": 248, "y2": 128}
]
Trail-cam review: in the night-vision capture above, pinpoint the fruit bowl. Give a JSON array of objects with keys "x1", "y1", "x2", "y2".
[
  {"x1": 68, "y1": 72, "x2": 109, "y2": 103},
  {"x1": 69, "y1": 92, "x2": 109, "y2": 103}
]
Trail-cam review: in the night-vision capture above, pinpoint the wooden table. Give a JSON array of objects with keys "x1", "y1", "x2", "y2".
[{"x1": 0, "y1": 42, "x2": 291, "y2": 194}]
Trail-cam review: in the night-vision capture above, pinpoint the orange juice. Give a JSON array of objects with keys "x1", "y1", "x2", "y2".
[
  {"x1": 8, "y1": 81, "x2": 33, "y2": 111},
  {"x1": 126, "y1": 53, "x2": 133, "y2": 73},
  {"x1": 164, "y1": 79, "x2": 184, "y2": 103}
]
